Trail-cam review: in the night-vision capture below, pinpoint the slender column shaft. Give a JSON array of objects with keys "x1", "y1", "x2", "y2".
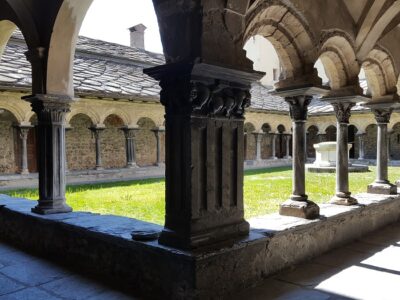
[
  {"x1": 367, "y1": 108, "x2": 396, "y2": 194},
  {"x1": 90, "y1": 126, "x2": 105, "y2": 170},
  {"x1": 153, "y1": 127, "x2": 165, "y2": 165},
  {"x1": 285, "y1": 135, "x2": 291, "y2": 158},
  {"x1": 336, "y1": 123, "x2": 349, "y2": 195},
  {"x1": 279, "y1": 94, "x2": 319, "y2": 219},
  {"x1": 292, "y1": 120, "x2": 306, "y2": 198},
  {"x1": 254, "y1": 133, "x2": 263, "y2": 161},
  {"x1": 122, "y1": 127, "x2": 138, "y2": 168},
  {"x1": 24, "y1": 95, "x2": 72, "y2": 215},
  {"x1": 358, "y1": 134, "x2": 365, "y2": 159},
  {"x1": 17, "y1": 126, "x2": 31, "y2": 175},
  {"x1": 271, "y1": 134, "x2": 277, "y2": 159},
  {"x1": 376, "y1": 123, "x2": 388, "y2": 183}
]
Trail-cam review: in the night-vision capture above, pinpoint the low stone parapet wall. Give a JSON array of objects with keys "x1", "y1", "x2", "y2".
[{"x1": 0, "y1": 192, "x2": 398, "y2": 299}]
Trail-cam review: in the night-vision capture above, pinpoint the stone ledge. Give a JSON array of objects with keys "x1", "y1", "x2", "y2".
[{"x1": 0, "y1": 193, "x2": 399, "y2": 299}]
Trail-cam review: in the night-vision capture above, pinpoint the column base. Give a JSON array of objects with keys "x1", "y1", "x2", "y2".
[
  {"x1": 95, "y1": 166, "x2": 104, "y2": 171},
  {"x1": 269, "y1": 157, "x2": 278, "y2": 160},
  {"x1": 367, "y1": 182, "x2": 397, "y2": 195},
  {"x1": 126, "y1": 163, "x2": 138, "y2": 169},
  {"x1": 20, "y1": 169, "x2": 29, "y2": 175},
  {"x1": 284, "y1": 156, "x2": 292, "y2": 159},
  {"x1": 330, "y1": 194, "x2": 358, "y2": 206},
  {"x1": 155, "y1": 162, "x2": 165, "y2": 168},
  {"x1": 279, "y1": 199, "x2": 320, "y2": 219},
  {"x1": 32, "y1": 203, "x2": 72, "y2": 215},
  {"x1": 158, "y1": 220, "x2": 250, "y2": 250}
]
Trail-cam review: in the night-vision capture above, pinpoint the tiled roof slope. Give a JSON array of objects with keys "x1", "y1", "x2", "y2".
[{"x1": 0, "y1": 31, "x2": 368, "y2": 115}]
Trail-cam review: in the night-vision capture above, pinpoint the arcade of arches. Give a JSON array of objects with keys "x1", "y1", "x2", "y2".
[{"x1": 2, "y1": 0, "x2": 400, "y2": 298}]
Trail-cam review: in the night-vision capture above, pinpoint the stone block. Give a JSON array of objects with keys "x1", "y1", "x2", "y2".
[
  {"x1": 279, "y1": 199, "x2": 320, "y2": 219},
  {"x1": 367, "y1": 182, "x2": 397, "y2": 195}
]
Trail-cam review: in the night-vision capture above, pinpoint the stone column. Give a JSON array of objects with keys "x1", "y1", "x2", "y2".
[
  {"x1": 253, "y1": 132, "x2": 263, "y2": 161},
  {"x1": 23, "y1": 94, "x2": 72, "y2": 215},
  {"x1": 17, "y1": 126, "x2": 33, "y2": 175},
  {"x1": 280, "y1": 95, "x2": 319, "y2": 219},
  {"x1": 367, "y1": 109, "x2": 397, "y2": 194},
  {"x1": 121, "y1": 126, "x2": 139, "y2": 168},
  {"x1": 330, "y1": 102, "x2": 357, "y2": 205},
  {"x1": 144, "y1": 62, "x2": 260, "y2": 249},
  {"x1": 90, "y1": 125, "x2": 105, "y2": 170},
  {"x1": 284, "y1": 134, "x2": 291, "y2": 159},
  {"x1": 152, "y1": 126, "x2": 165, "y2": 167},
  {"x1": 357, "y1": 133, "x2": 365, "y2": 159},
  {"x1": 270, "y1": 133, "x2": 278, "y2": 159}
]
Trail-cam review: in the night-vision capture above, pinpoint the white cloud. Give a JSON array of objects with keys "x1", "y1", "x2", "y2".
[{"x1": 79, "y1": 0, "x2": 163, "y2": 53}]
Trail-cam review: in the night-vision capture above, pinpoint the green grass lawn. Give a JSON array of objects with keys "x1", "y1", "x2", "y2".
[{"x1": 4, "y1": 166, "x2": 400, "y2": 225}]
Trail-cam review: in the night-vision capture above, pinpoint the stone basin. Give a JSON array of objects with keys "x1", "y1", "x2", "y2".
[{"x1": 306, "y1": 142, "x2": 369, "y2": 173}]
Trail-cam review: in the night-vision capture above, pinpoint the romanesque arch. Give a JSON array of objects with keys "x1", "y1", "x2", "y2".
[
  {"x1": 318, "y1": 31, "x2": 360, "y2": 90},
  {"x1": 325, "y1": 125, "x2": 337, "y2": 142},
  {"x1": 244, "y1": 0, "x2": 319, "y2": 88},
  {"x1": 362, "y1": 47, "x2": 398, "y2": 99}
]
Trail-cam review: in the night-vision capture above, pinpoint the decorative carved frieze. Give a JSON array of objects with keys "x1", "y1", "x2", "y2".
[
  {"x1": 285, "y1": 95, "x2": 313, "y2": 121},
  {"x1": 332, "y1": 102, "x2": 355, "y2": 124}
]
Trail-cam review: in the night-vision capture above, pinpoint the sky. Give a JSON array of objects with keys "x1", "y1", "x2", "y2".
[{"x1": 79, "y1": 0, "x2": 163, "y2": 54}]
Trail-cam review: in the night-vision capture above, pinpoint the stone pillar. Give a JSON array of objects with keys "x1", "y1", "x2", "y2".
[
  {"x1": 280, "y1": 95, "x2": 319, "y2": 219},
  {"x1": 284, "y1": 134, "x2": 291, "y2": 159},
  {"x1": 23, "y1": 94, "x2": 72, "y2": 215},
  {"x1": 367, "y1": 109, "x2": 397, "y2": 194},
  {"x1": 152, "y1": 126, "x2": 165, "y2": 167},
  {"x1": 357, "y1": 133, "x2": 365, "y2": 160},
  {"x1": 270, "y1": 133, "x2": 278, "y2": 159},
  {"x1": 121, "y1": 126, "x2": 139, "y2": 168},
  {"x1": 90, "y1": 125, "x2": 105, "y2": 170},
  {"x1": 144, "y1": 62, "x2": 260, "y2": 249},
  {"x1": 253, "y1": 132, "x2": 263, "y2": 161},
  {"x1": 17, "y1": 126, "x2": 33, "y2": 175},
  {"x1": 330, "y1": 102, "x2": 357, "y2": 205}
]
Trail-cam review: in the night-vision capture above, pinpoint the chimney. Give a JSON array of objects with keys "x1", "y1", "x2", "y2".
[{"x1": 129, "y1": 24, "x2": 147, "y2": 49}]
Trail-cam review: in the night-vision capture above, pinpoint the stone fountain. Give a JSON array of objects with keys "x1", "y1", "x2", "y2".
[{"x1": 306, "y1": 142, "x2": 369, "y2": 173}]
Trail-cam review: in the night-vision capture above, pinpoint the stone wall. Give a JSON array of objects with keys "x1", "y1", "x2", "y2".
[
  {"x1": 365, "y1": 124, "x2": 377, "y2": 159},
  {"x1": 245, "y1": 133, "x2": 256, "y2": 160},
  {"x1": 0, "y1": 111, "x2": 18, "y2": 174},
  {"x1": 135, "y1": 118, "x2": 157, "y2": 167},
  {"x1": 102, "y1": 115, "x2": 126, "y2": 169},
  {"x1": 261, "y1": 134, "x2": 272, "y2": 159},
  {"x1": 66, "y1": 114, "x2": 96, "y2": 171}
]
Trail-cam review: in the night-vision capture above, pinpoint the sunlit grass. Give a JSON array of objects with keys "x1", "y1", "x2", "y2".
[{"x1": 4, "y1": 166, "x2": 399, "y2": 225}]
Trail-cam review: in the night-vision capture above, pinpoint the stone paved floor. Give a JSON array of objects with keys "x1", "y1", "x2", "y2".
[
  {"x1": 234, "y1": 222, "x2": 400, "y2": 300},
  {"x1": 0, "y1": 242, "x2": 136, "y2": 299}
]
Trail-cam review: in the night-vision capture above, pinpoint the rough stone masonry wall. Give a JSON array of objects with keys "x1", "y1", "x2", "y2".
[
  {"x1": 261, "y1": 135, "x2": 272, "y2": 159},
  {"x1": 390, "y1": 124, "x2": 400, "y2": 160},
  {"x1": 365, "y1": 125, "x2": 377, "y2": 159},
  {"x1": 0, "y1": 111, "x2": 18, "y2": 174},
  {"x1": 66, "y1": 114, "x2": 96, "y2": 171},
  {"x1": 102, "y1": 115, "x2": 126, "y2": 169},
  {"x1": 135, "y1": 118, "x2": 157, "y2": 167}
]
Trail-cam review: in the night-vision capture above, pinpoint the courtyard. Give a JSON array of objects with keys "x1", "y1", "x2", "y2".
[{"x1": 4, "y1": 166, "x2": 399, "y2": 224}]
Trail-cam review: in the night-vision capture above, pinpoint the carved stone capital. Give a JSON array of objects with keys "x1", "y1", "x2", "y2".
[
  {"x1": 144, "y1": 62, "x2": 258, "y2": 119},
  {"x1": 15, "y1": 125, "x2": 33, "y2": 140},
  {"x1": 332, "y1": 102, "x2": 355, "y2": 124},
  {"x1": 121, "y1": 126, "x2": 139, "y2": 139},
  {"x1": 372, "y1": 108, "x2": 393, "y2": 124},
  {"x1": 89, "y1": 126, "x2": 105, "y2": 139},
  {"x1": 24, "y1": 94, "x2": 73, "y2": 124},
  {"x1": 285, "y1": 95, "x2": 313, "y2": 121}
]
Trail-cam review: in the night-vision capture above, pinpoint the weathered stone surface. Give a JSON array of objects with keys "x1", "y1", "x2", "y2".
[
  {"x1": 367, "y1": 182, "x2": 397, "y2": 195},
  {"x1": 279, "y1": 199, "x2": 320, "y2": 219},
  {"x1": 0, "y1": 193, "x2": 399, "y2": 299}
]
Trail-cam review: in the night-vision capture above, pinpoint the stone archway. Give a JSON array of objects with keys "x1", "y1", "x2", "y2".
[{"x1": 325, "y1": 125, "x2": 337, "y2": 142}]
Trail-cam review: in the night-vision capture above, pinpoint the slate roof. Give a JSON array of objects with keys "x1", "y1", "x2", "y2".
[{"x1": 0, "y1": 31, "x2": 368, "y2": 115}]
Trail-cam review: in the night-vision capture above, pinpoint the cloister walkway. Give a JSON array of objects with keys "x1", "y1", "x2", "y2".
[
  {"x1": 234, "y1": 221, "x2": 400, "y2": 300},
  {"x1": 0, "y1": 221, "x2": 398, "y2": 299}
]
